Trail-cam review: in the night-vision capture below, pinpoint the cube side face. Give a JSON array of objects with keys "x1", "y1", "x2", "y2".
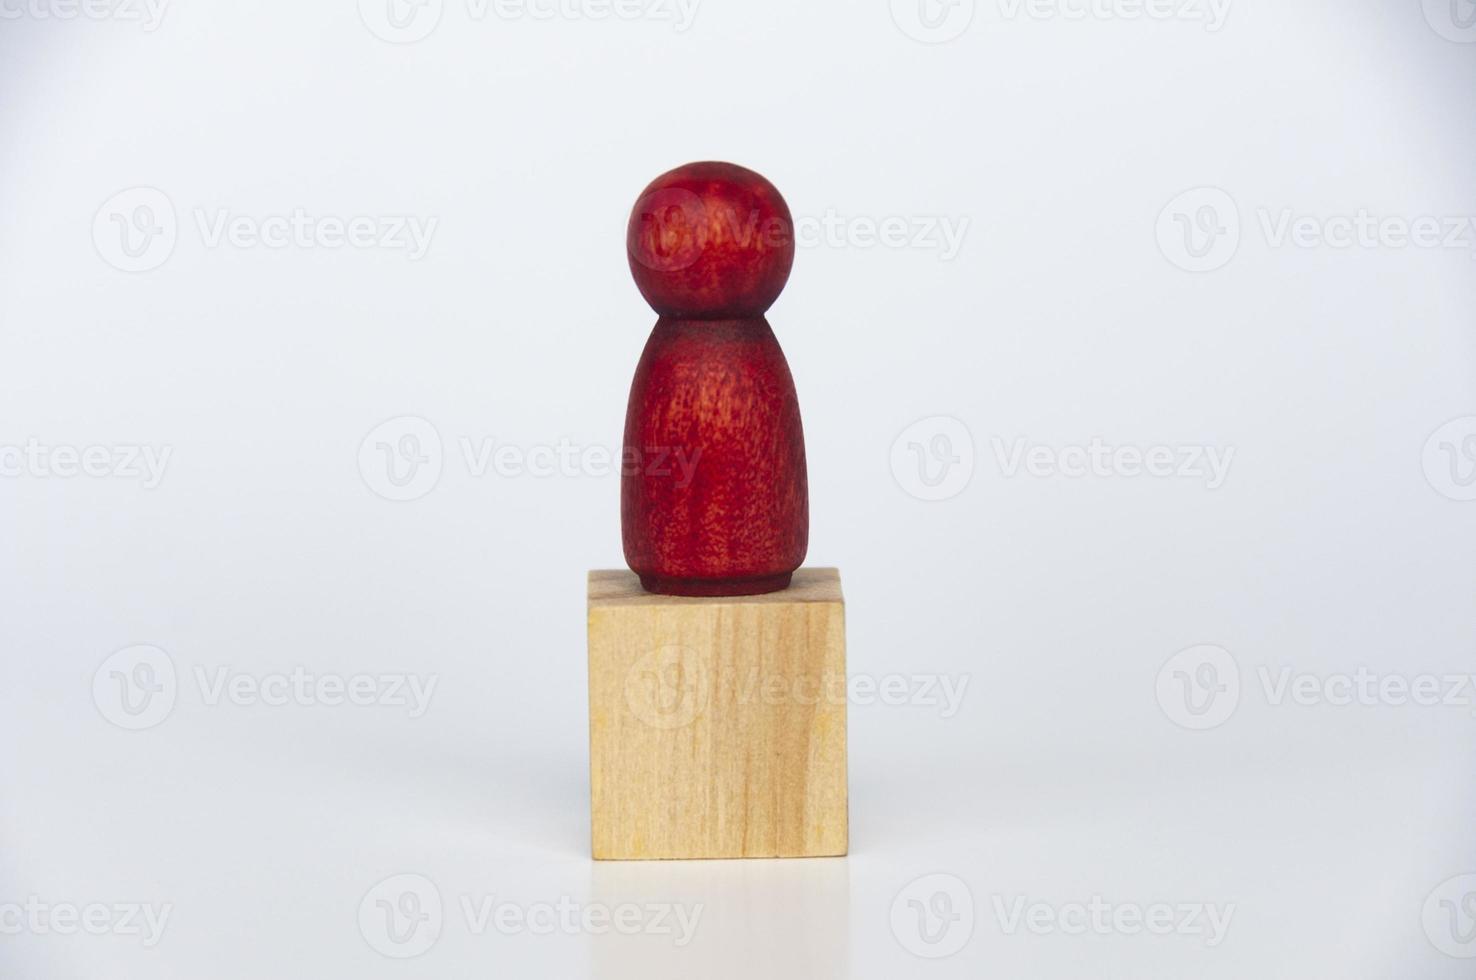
[{"x1": 588, "y1": 571, "x2": 847, "y2": 860}]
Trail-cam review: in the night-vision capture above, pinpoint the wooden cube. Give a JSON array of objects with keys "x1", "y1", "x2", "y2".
[{"x1": 587, "y1": 568, "x2": 848, "y2": 860}]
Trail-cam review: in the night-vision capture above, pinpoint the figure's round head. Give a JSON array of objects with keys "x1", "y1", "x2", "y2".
[{"x1": 627, "y1": 161, "x2": 795, "y2": 319}]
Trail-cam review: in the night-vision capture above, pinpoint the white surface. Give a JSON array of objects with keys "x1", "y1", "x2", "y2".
[{"x1": 2, "y1": 1, "x2": 1475, "y2": 977}]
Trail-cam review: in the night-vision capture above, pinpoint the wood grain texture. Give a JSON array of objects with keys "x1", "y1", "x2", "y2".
[
  {"x1": 588, "y1": 568, "x2": 847, "y2": 860},
  {"x1": 620, "y1": 317, "x2": 808, "y2": 596}
]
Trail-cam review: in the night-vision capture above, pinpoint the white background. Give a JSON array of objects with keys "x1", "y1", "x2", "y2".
[{"x1": 3, "y1": 0, "x2": 1476, "y2": 976}]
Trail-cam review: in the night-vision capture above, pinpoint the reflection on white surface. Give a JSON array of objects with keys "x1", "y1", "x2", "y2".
[{"x1": 590, "y1": 858, "x2": 849, "y2": 980}]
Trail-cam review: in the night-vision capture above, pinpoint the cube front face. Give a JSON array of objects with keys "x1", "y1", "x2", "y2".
[{"x1": 587, "y1": 569, "x2": 848, "y2": 860}]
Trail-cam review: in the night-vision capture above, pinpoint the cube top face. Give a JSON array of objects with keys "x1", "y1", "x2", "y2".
[
  {"x1": 587, "y1": 568, "x2": 847, "y2": 860},
  {"x1": 588, "y1": 567, "x2": 842, "y2": 608}
]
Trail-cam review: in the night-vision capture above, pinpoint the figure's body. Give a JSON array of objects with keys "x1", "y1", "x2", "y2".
[{"x1": 622, "y1": 162, "x2": 808, "y2": 596}]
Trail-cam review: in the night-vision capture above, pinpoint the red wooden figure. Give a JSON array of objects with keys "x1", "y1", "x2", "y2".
[{"x1": 622, "y1": 162, "x2": 808, "y2": 596}]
